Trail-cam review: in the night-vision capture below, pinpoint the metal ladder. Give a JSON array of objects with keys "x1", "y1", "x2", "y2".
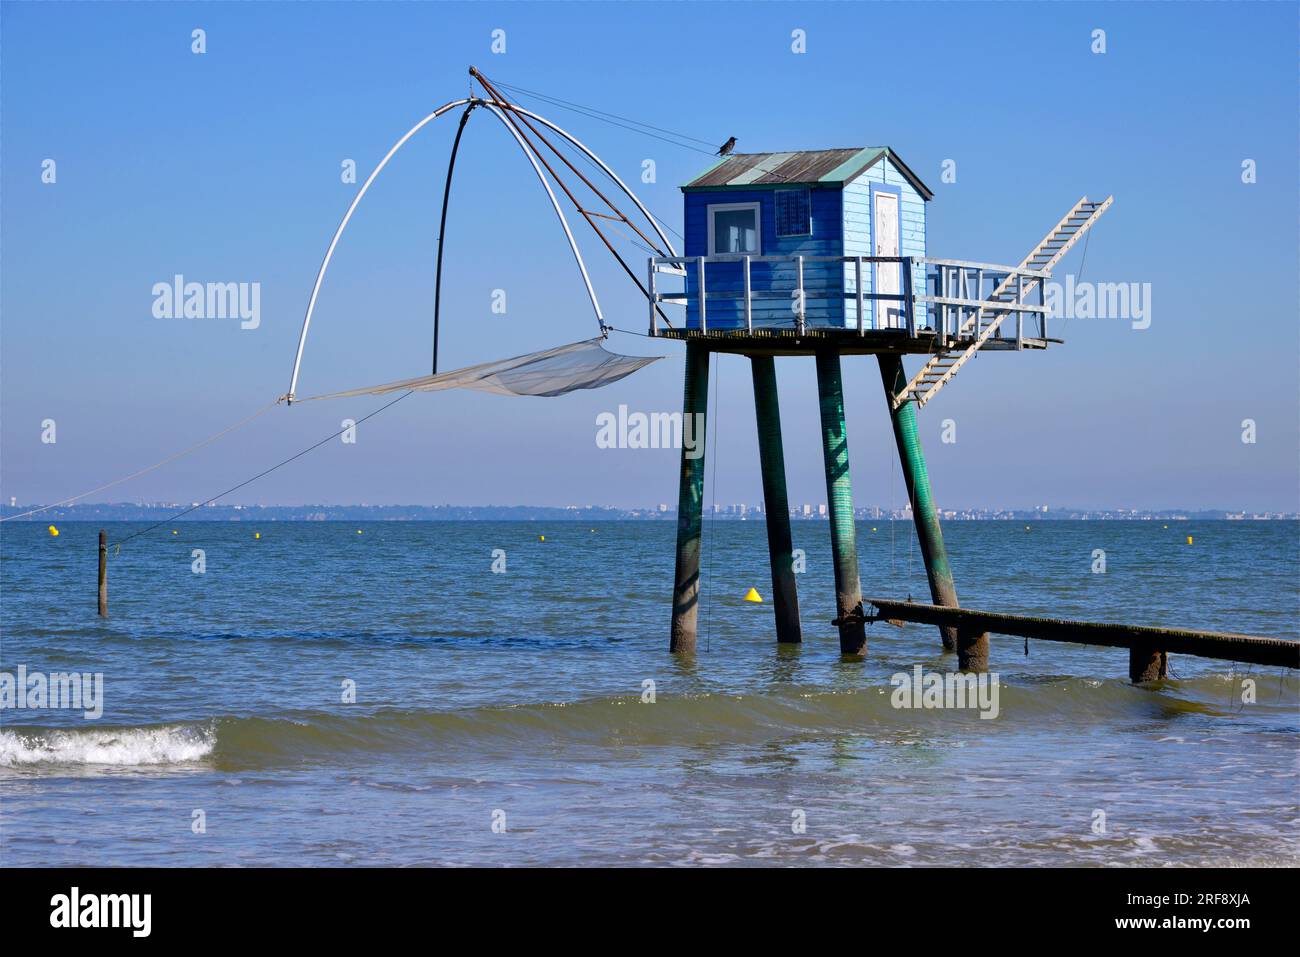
[{"x1": 893, "y1": 195, "x2": 1113, "y2": 410}]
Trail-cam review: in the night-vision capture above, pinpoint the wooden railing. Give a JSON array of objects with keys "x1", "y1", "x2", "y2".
[
  {"x1": 919, "y1": 260, "x2": 1052, "y2": 348},
  {"x1": 648, "y1": 255, "x2": 1050, "y2": 344}
]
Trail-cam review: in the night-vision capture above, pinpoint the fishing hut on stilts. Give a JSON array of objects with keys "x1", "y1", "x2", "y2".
[
  {"x1": 86, "y1": 68, "x2": 1294, "y2": 684},
  {"x1": 648, "y1": 148, "x2": 1112, "y2": 664}
]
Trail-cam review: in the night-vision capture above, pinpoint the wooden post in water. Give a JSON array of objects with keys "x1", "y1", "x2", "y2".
[
  {"x1": 750, "y1": 355, "x2": 801, "y2": 642},
  {"x1": 1129, "y1": 643, "x2": 1168, "y2": 683},
  {"x1": 670, "y1": 342, "x2": 710, "y2": 654},
  {"x1": 878, "y1": 354, "x2": 960, "y2": 651},
  {"x1": 957, "y1": 626, "x2": 989, "y2": 672},
  {"x1": 97, "y1": 529, "x2": 108, "y2": 618},
  {"x1": 815, "y1": 348, "x2": 866, "y2": 655}
]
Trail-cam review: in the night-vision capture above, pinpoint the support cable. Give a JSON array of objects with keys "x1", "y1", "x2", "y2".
[
  {"x1": 471, "y1": 71, "x2": 675, "y2": 329},
  {"x1": 1062, "y1": 228, "x2": 1092, "y2": 339},
  {"x1": 478, "y1": 103, "x2": 605, "y2": 332},
  {"x1": 110, "y1": 392, "x2": 414, "y2": 549},
  {"x1": 491, "y1": 79, "x2": 720, "y2": 151},
  {"x1": 0, "y1": 400, "x2": 279, "y2": 523},
  {"x1": 477, "y1": 75, "x2": 680, "y2": 250},
  {"x1": 493, "y1": 93, "x2": 666, "y2": 254},
  {"x1": 487, "y1": 97, "x2": 680, "y2": 257},
  {"x1": 488, "y1": 76, "x2": 809, "y2": 187}
]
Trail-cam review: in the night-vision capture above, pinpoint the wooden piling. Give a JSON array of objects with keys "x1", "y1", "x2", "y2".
[
  {"x1": 878, "y1": 354, "x2": 960, "y2": 652},
  {"x1": 750, "y1": 356, "x2": 802, "y2": 642},
  {"x1": 1129, "y1": 644, "x2": 1168, "y2": 683},
  {"x1": 957, "y1": 626, "x2": 989, "y2": 672},
  {"x1": 670, "y1": 342, "x2": 710, "y2": 654},
  {"x1": 97, "y1": 529, "x2": 108, "y2": 618},
  {"x1": 815, "y1": 348, "x2": 867, "y2": 655}
]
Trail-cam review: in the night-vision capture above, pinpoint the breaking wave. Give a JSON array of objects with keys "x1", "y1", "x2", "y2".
[
  {"x1": 0, "y1": 724, "x2": 215, "y2": 767},
  {"x1": 3, "y1": 671, "x2": 1293, "y2": 774}
]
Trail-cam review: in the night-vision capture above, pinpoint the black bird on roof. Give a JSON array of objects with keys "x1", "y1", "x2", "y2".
[{"x1": 716, "y1": 136, "x2": 736, "y2": 157}]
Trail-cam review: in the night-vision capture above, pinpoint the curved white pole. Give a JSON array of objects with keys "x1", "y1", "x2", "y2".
[
  {"x1": 480, "y1": 103, "x2": 604, "y2": 330},
  {"x1": 287, "y1": 98, "x2": 472, "y2": 401},
  {"x1": 287, "y1": 96, "x2": 672, "y2": 401},
  {"x1": 496, "y1": 102, "x2": 679, "y2": 258}
]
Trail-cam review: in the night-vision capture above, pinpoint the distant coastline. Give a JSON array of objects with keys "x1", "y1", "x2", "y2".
[{"x1": 3, "y1": 503, "x2": 1295, "y2": 522}]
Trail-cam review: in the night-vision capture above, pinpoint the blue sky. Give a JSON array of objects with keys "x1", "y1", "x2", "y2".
[{"x1": 2, "y1": 1, "x2": 1296, "y2": 511}]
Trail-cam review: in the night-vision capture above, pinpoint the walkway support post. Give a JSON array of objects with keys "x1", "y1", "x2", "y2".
[
  {"x1": 878, "y1": 354, "x2": 960, "y2": 652},
  {"x1": 957, "y1": 627, "x2": 989, "y2": 672},
  {"x1": 815, "y1": 348, "x2": 867, "y2": 655},
  {"x1": 750, "y1": 356, "x2": 801, "y2": 643},
  {"x1": 97, "y1": 529, "x2": 108, "y2": 618},
  {"x1": 1129, "y1": 644, "x2": 1168, "y2": 683},
  {"x1": 670, "y1": 342, "x2": 710, "y2": 654}
]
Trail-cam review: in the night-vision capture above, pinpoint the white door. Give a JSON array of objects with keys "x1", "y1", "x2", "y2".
[{"x1": 873, "y1": 192, "x2": 900, "y2": 328}]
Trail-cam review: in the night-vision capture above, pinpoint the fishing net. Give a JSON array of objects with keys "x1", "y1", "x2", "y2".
[{"x1": 295, "y1": 337, "x2": 660, "y2": 402}]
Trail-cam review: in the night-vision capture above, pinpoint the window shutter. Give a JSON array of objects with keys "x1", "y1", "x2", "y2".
[{"x1": 775, "y1": 189, "x2": 811, "y2": 238}]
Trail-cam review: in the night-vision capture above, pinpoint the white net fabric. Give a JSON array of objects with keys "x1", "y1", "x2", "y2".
[{"x1": 295, "y1": 338, "x2": 659, "y2": 402}]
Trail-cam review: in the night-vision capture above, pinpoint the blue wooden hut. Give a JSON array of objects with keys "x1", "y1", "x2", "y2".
[
  {"x1": 680, "y1": 147, "x2": 933, "y2": 330},
  {"x1": 650, "y1": 138, "x2": 1109, "y2": 660}
]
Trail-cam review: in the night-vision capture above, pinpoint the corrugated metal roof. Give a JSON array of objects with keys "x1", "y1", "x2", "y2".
[{"x1": 683, "y1": 147, "x2": 933, "y2": 199}]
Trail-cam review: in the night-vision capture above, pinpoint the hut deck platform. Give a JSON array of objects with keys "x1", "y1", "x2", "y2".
[{"x1": 652, "y1": 325, "x2": 1058, "y2": 357}]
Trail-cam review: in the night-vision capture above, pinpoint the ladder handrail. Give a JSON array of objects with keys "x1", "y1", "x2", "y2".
[{"x1": 893, "y1": 196, "x2": 1113, "y2": 410}]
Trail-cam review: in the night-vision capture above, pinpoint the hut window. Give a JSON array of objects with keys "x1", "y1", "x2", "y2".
[
  {"x1": 707, "y1": 202, "x2": 761, "y2": 256},
  {"x1": 775, "y1": 189, "x2": 811, "y2": 237}
]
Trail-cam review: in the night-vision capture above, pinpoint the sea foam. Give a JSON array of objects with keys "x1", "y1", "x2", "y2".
[{"x1": 0, "y1": 725, "x2": 214, "y2": 766}]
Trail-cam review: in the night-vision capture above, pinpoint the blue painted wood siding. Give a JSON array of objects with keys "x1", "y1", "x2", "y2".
[
  {"x1": 841, "y1": 158, "x2": 927, "y2": 329},
  {"x1": 682, "y1": 187, "x2": 844, "y2": 329}
]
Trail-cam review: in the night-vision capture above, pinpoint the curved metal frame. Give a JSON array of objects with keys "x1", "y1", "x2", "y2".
[
  {"x1": 432, "y1": 103, "x2": 477, "y2": 375},
  {"x1": 494, "y1": 102, "x2": 679, "y2": 260},
  {"x1": 288, "y1": 97, "x2": 471, "y2": 400},
  {"x1": 287, "y1": 96, "x2": 678, "y2": 401},
  {"x1": 479, "y1": 102, "x2": 604, "y2": 330}
]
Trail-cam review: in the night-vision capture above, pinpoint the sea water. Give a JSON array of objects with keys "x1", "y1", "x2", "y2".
[{"x1": 1, "y1": 520, "x2": 1296, "y2": 866}]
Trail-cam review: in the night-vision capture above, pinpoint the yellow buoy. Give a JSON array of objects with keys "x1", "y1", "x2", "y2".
[
  {"x1": 356, "y1": 529, "x2": 363, "y2": 534},
  {"x1": 172, "y1": 530, "x2": 178, "y2": 535},
  {"x1": 743, "y1": 587, "x2": 763, "y2": 603},
  {"x1": 1163, "y1": 524, "x2": 1168, "y2": 529},
  {"x1": 47, "y1": 525, "x2": 59, "y2": 537},
  {"x1": 871, "y1": 527, "x2": 877, "y2": 532},
  {"x1": 1187, "y1": 535, "x2": 1193, "y2": 545},
  {"x1": 254, "y1": 532, "x2": 261, "y2": 540},
  {"x1": 539, "y1": 535, "x2": 545, "y2": 542}
]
